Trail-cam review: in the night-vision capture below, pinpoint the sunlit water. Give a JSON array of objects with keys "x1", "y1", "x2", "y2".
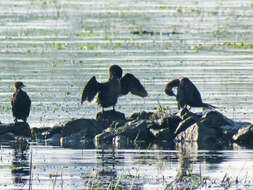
[
  {"x1": 0, "y1": 0, "x2": 253, "y2": 189},
  {"x1": 0, "y1": 0, "x2": 253, "y2": 127}
]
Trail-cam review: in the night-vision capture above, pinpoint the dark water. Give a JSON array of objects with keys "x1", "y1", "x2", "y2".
[{"x1": 1, "y1": 0, "x2": 253, "y2": 189}]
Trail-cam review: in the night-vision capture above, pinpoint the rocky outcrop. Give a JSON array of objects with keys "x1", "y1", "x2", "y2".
[
  {"x1": 232, "y1": 125, "x2": 253, "y2": 146},
  {"x1": 0, "y1": 122, "x2": 31, "y2": 141},
  {"x1": 4, "y1": 108, "x2": 252, "y2": 149}
]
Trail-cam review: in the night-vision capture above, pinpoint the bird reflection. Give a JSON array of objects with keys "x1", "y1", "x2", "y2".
[{"x1": 11, "y1": 138, "x2": 30, "y2": 186}]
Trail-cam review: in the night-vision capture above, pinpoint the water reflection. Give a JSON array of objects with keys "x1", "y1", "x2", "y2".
[{"x1": 11, "y1": 138, "x2": 30, "y2": 189}]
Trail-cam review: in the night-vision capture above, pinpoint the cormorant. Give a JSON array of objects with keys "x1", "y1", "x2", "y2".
[
  {"x1": 164, "y1": 77, "x2": 216, "y2": 110},
  {"x1": 11, "y1": 81, "x2": 31, "y2": 123},
  {"x1": 81, "y1": 65, "x2": 148, "y2": 111}
]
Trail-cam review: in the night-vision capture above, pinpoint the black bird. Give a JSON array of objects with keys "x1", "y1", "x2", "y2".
[
  {"x1": 11, "y1": 81, "x2": 31, "y2": 123},
  {"x1": 81, "y1": 65, "x2": 148, "y2": 112},
  {"x1": 164, "y1": 77, "x2": 216, "y2": 110}
]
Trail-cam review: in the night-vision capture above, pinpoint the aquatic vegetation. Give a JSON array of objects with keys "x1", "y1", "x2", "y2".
[
  {"x1": 176, "y1": 8, "x2": 183, "y2": 14},
  {"x1": 222, "y1": 42, "x2": 253, "y2": 49},
  {"x1": 56, "y1": 43, "x2": 64, "y2": 50}
]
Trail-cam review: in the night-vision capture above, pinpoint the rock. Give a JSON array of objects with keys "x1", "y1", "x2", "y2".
[
  {"x1": 201, "y1": 111, "x2": 233, "y2": 127},
  {"x1": 115, "y1": 120, "x2": 155, "y2": 142},
  {"x1": 176, "y1": 121, "x2": 223, "y2": 147},
  {"x1": 0, "y1": 122, "x2": 31, "y2": 137},
  {"x1": 60, "y1": 134, "x2": 95, "y2": 148},
  {"x1": 95, "y1": 131, "x2": 115, "y2": 146},
  {"x1": 150, "y1": 128, "x2": 174, "y2": 142},
  {"x1": 175, "y1": 111, "x2": 231, "y2": 147},
  {"x1": 96, "y1": 110, "x2": 126, "y2": 129},
  {"x1": 160, "y1": 114, "x2": 182, "y2": 132},
  {"x1": 178, "y1": 108, "x2": 201, "y2": 120},
  {"x1": 0, "y1": 133, "x2": 16, "y2": 141},
  {"x1": 61, "y1": 119, "x2": 103, "y2": 138},
  {"x1": 128, "y1": 111, "x2": 153, "y2": 121},
  {"x1": 31, "y1": 127, "x2": 51, "y2": 139},
  {"x1": 32, "y1": 118, "x2": 103, "y2": 140},
  {"x1": 113, "y1": 135, "x2": 132, "y2": 148},
  {"x1": 233, "y1": 125, "x2": 253, "y2": 144},
  {"x1": 174, "y1": 115, "x2": 201, "y2": 137}
]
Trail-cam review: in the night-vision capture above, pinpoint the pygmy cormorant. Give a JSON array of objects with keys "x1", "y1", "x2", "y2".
[
  {"x1": 11, "y1": 81, "x2": 31, "y2": 123},
  {"x1": 81, "y1": 65, "x2": 148, "y2": 111},
  {"x1": 164, "y1": 77, "x2": 216, "y2": 110}
]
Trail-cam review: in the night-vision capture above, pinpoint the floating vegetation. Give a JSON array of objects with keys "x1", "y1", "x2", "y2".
[
  {"x1": 176, "y1": 8, "x2": 183, "y2": 14},
  {"x1": 222, "y1": 42, "x2": 253, "y2": 49},
  {"x1": 192, "y1": 42, "x2": 253, "y2": 51},
  {"x1": 56, "y1": 43, "x2": 64, "y2": 50}
]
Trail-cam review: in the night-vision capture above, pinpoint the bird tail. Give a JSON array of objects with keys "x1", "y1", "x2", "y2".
[{"x1": 202, "y1": 103, "x2": 217, "y2": 109}]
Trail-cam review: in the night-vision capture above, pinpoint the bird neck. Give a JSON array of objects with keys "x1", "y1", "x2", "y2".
[
  {"x1": 14, "y1": 88, "x2": 22, "y2": 93},
  {"x1": 169, "y1": 79, "x2": 180, "y2": 88}
]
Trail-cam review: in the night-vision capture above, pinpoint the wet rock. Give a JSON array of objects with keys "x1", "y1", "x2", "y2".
[
  {"x1": 96, "y1": 110, "x2": 126, "y2": 129},
  {"x1": 127, "y1": 111, "x2": 153, "y2": 121},
  {"x1": 150, "y1": 128, "x2": 174, "y2": 142},
  {"x1": 176, "y1": 111, "x2": 230, "y2": 147},
  {"x1": 160, "y1": 114, "x2": 182, "y2": 132},
  {"x1": 0, "y1": 132, "x2": 16, "y2": 141},
  {"x1": 178, "y1": 108, "x2": 201, "y2": 120},
  {"x1": 201, "y1": 111, "x2": 233, "y2": 127},
  {"x1": 174, "y1": 115, "x2": 201, "y2": 137},
  {"x1": 232, "y1": 125, "x2": 253, "y2": 144},
  {"x1": 45, "y1": 134, "x2": 62, "y2": 145},
  {"x1": 115, "y1": 120, "x2": 155, "y2": 142},
  {"x1": 0, "y1": 122, "x2": 31, "y2": 138},
  {"x1": 61, "y1": 119, "x2": 103, "y2": 138},
  {"x1": 32, "y1": 118, "x2": 103, "y2": 140},
  {"x1": 113, "y1": 135, "x2": 131, "y2": 148},
  {"x1": 110, "y1": 120, "x2": 128, "y2": 129},
  {"x1": 60, "y1": 133, "x2": 95, "y2": 148},
  {"x1": 95, "y1": 131, "x2": 114, "y2": 146}
]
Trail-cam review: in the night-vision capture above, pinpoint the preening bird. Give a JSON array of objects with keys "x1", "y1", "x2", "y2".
[
  {"x1": 81, "y1": 65, "x2": 148, "y2": 112},
  {"x1": 164, "y1": 77, "x2": 216, "y2": 110},
  {"x1": 11, "y1": 81, "x2": 31, "y2": 123}
]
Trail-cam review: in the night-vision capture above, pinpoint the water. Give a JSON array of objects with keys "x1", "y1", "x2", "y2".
[
  {"x1": 0, "y1": 0, "x2": 253, "y2": 189},
  {"x1": 0, "y1": 142, "x2": 253, "y2": 190},
  {"x1": 0, "y1": 0, "x2": 253, "y2": 127}
]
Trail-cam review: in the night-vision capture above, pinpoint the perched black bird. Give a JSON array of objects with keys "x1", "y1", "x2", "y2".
[
  {"x1": 11, "y1": 82, "x2": 31, "y2": 123},
  {"x1": 81, "y1": 65, "x2": 148, "y2": 112},
  {"x1": 164, "y1": 77, "x2": 216, "y2": 110}
]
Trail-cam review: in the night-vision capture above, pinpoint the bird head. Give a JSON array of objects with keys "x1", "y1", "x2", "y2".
[
  {"x1": 14, "y1": 81, "x2": 25, "y2": 92},
  {"x1": 109, "y1": 65, "x2": 123, "y2": 79}
]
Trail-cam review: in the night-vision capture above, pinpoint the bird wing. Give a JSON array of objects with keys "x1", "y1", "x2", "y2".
[
  {"x1": 81, "y1": 76, "x2": 100, "y2": 104},
  {"x1": 23, "y1": 91, "x2": 31, "y2": 115},
  {"x1": 120, "y1": 73, "x2": 148, "y2": 97},
  {"x1": 179, "y1": 78, "x2": 202, "y2": 106}
]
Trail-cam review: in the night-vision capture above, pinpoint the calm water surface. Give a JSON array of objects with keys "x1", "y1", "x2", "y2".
[{"x1": 0, "y1": 0, "x2": 253, "y2": 189}]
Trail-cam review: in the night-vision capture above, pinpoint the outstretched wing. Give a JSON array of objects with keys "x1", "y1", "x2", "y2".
[
  {"x1": 120, "y1": 73, "x2": 148, "y2": 97},
  {"x1": 81, "y1": 76, "x2": 100, "y2": 104}
]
